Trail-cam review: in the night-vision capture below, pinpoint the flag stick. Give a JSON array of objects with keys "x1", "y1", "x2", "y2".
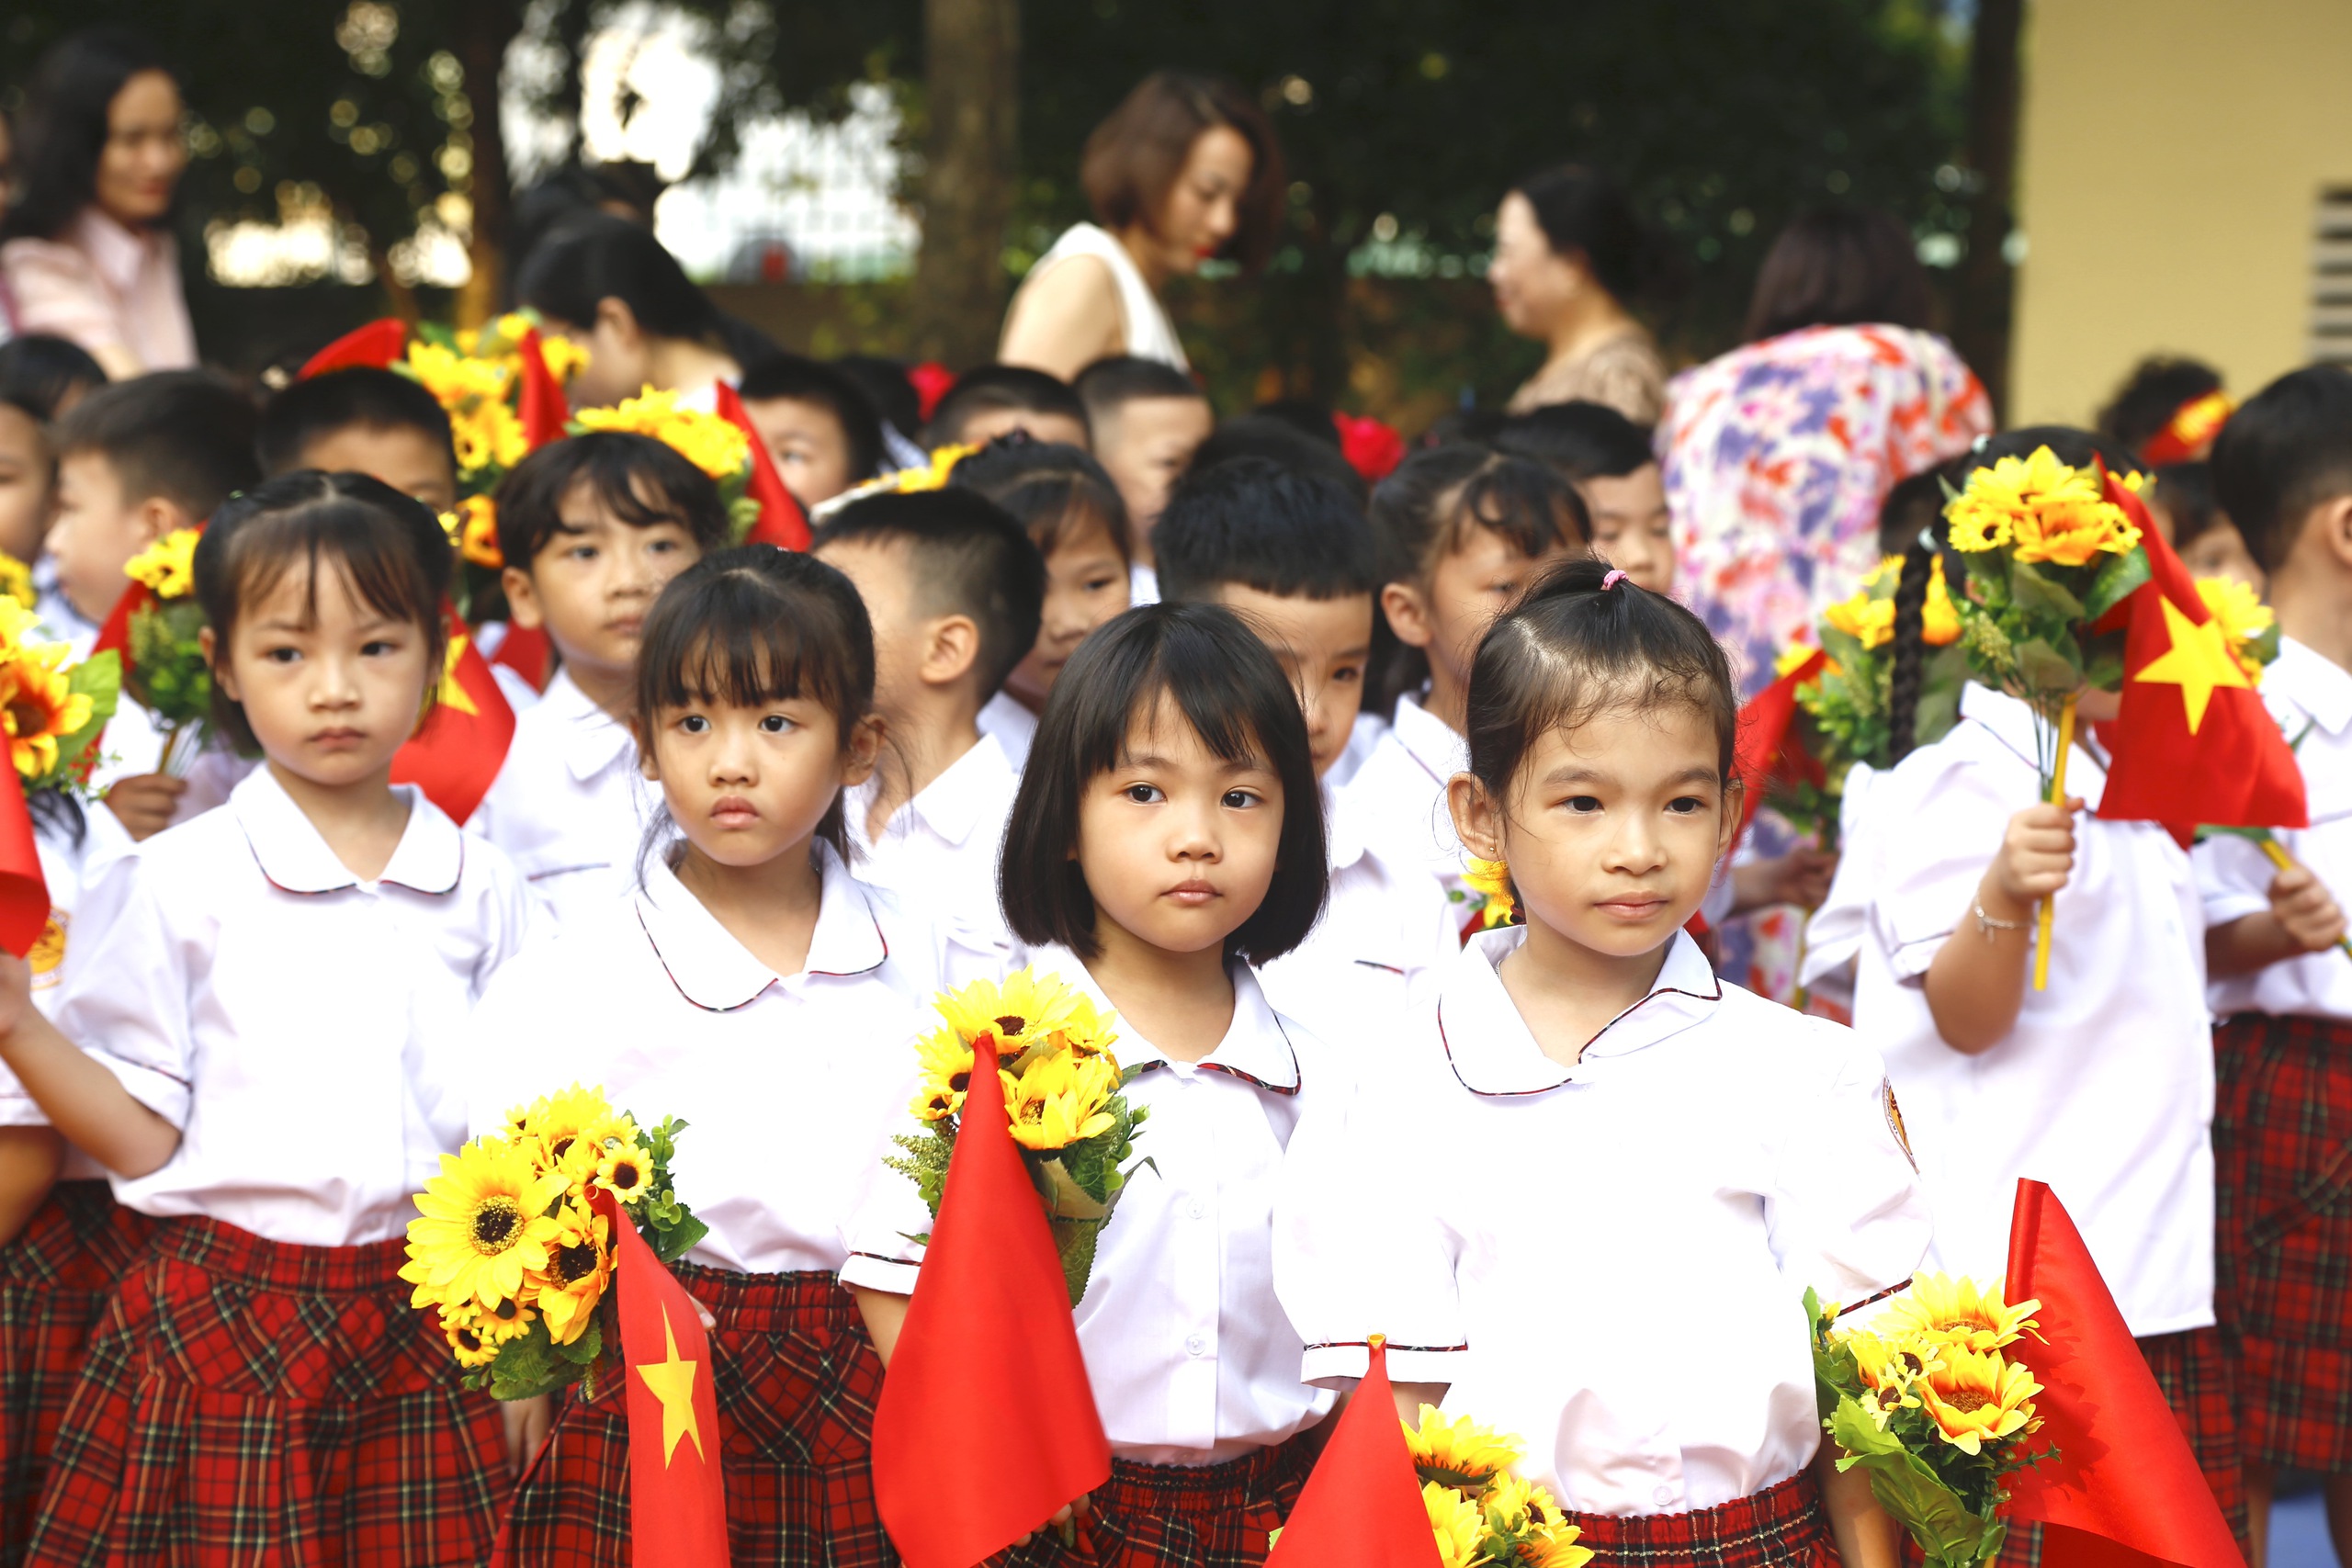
[
  {"x1": 2255, "y1": 836, "x2": 2352, "y2": 962},
  {"x1": 2032, "y1": 694, "x2": 2077, "y2": 991}
]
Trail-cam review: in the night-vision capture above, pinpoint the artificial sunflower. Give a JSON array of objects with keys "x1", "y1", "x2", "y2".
[
  {"x1": 537, "y1": 333, "x2": 591, "y2": 383},
  {"x1": 574, "y1": 387, "x2": 751, "y2": 479},
  {"x1": 1521, "y1": 1529, "x2": 1596, "y2": 1568},
  {"x1": 439, "y1": 1297, "x2": 535, "y2": 1368},
  {"x1": 2196, "y1": 575, "x2": 2276, "y2": 681},
  {"x1": 401, "y1": 1138, "x2": 571, "y2": 1312},
  {"x1": 1423, "y1": 1482, "x2": 1487, "y2": 1568},
  {"x1": 531, "y1": 1201, "x2": 613, "y2": 1346},
  {"x1": 1461, "y1": 856, "x2": 1518, "y2": 929},
  {"x1": 593, "y1": 1138, "x2": 655, "y2": 1204},
  {"x1": 0, "y1": 595, "x2": 41, "y2": 648},
  {"x1": 404, "y1": 338, "x2": 513, "y2": 408},
  {"x1": 1944, "y1": 446, "x2": 2142, "y2": 567},
  {"x1": 0, "y1": 552, "x2": 34, "y2": 610},
  {"x1": 1879, "y1": 1272, "x2": 2041, "y2": 1353},
  {"x1": 447, "y1": 493, "x2": 504, "y2": 569},
  {"x1": 1002, "y1": 1051, "x2": 1119, "y2": 1153},
  {"x1": 1916, "y1": 1347, "x2": 2041, "y2": 1455},
  {"x1": 1405, "y1": 1404, "x2": 1523, "y2": 1492},
  {"x1": 0, "y1": 649, "x2": 93, "y2": 780},
  {"x1": 933, "y1": 969, "x2": 1114, "y2": 1063},
  {"x1": 124, "y1": 528, "x2": 201, "y2": 599},
  {"x1": 1826, "y1": 588, "x2": 1896, "y2": 649},
  {"x1": 452, "y1": 399, "x2": 529, "y2": 475},
  {"x1": 508, "y1": 1082, "x2": 619, "y2": 1169}
]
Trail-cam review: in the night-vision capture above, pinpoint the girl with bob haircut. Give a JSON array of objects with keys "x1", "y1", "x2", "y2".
[
  {"x1": 1281, "y1": 558, "x2": 1929, "y2": 1568},
  {"x1": 854, "y1": 602, "x2": 1342, "y2": 1568},
  {"x1": 999, "y1": 71, "x2": 1286, "y2": 378},
  {"x1": 0, "y1": 472, "x2": 537, "y2": 1561},
  {"x1": 479, "y1": 545, "x2": 960, "y2": 1567}
]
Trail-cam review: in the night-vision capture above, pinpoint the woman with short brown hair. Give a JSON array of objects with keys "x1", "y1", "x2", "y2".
[{"x1": 999, "y1": 71, "x2": 1285, "y2": 380}]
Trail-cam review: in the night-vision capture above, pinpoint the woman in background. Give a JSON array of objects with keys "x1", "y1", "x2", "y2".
[{"x1": 1491, "y1": 164, "x2": 1670, "y2": 423}]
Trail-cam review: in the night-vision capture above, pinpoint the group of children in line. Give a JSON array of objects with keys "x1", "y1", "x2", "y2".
[{"x1": 0, "y1": 310, "x2": 2345, "y2": 1568}]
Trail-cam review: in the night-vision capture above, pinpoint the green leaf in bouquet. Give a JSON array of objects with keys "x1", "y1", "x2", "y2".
[
  {"x1": 2007, "y1": 561, "x2": 2086, "y2": 622},
  {"x1": 1030, "y1": 1155, "x2": 1112, "y2": 1222},
  {"x1": 726, "y1": 491, "x2": 762, "y2": 544},
  {"x1": 2078, "y1": 648, "x2": 2126, "y2": 696},
  {"x1": 552, "y1": 1314, "x2": 604, "y2": 1367},
  {"x1": 1914, "y1": 645, "x2": 1970, "y2": 750},
  {"x1": 1827, "y1": 1398, "x2": 2000, "y2": 1567},
  {"x1": 486, "y1": 1318, "x2": 564, "y2": 1401},
  {"x1": 886, "y1": 1125, "x2": 956, "y2": 1221},
  {"x1": 1051, "y1": 1214, "x2": 1107, "y2": 1308},
  {"x1": 2081, "y1": 546, "x2": 2152, "y2": 623},
  {"x1": 2013, "y1": 637, "x2": 2082, "y2": 696},
  {"x1": 2250, "y1": 622, "x2": 2282, "y2": 670}
]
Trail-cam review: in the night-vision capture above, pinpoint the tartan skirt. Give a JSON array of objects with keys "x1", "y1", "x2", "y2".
[
  {"x1": 1566, "y1": 1470, "x2": 1835, "y2": 1568},
  {"x1": 21, "y1": 1214, "x2": 509, "y2": 1568},
  {"x1": 1011, "y1": 1431, "x2": 1319, "y2": 1568},
  {"x1": 2213, "y1": 1010, "x2": 2352, "y2": 1472},
  {"x1": 0, "y1": 1182, "x2": 157, "y2": 1567},
  {"x1": 491, "y1": 1263, "x2": 897, "y2": 1568}
]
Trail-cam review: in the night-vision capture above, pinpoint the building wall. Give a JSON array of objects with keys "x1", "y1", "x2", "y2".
[{"x1": 2009, "y1": 0, "x2": 2352, "y2": 425}]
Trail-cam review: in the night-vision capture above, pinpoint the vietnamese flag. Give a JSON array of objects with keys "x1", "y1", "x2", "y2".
[
  {"x1": 514, "y1": 327, "x2": 571, "y2": 448},
  {"x1": 2095, "y1": 469, "x2": 2304, "y2": 847},
  {"x1": 1263, "y1": 1337, "x2": 1443, "y2": 1568},
  {"x1": 869, "y1": 1034, "x2": 1108, "y2": 1568},
  {"x1": 0, "y1": 767, "x2": 50, "y2": 958},
  {"x1": 390, "y1": 607, "x2": 516, "y2": 825},
  {"x1": 1732, "y1": 647, "x2": 1828, "y2": 839},
  {"x1": 2002, "y1": 1180, "x2": 2243, "y2": 1568},
  {"x1": 299, "y1": 317, "x2": 409, "y2": 378},
  {"x1": 713, "y1": 380, "x2": 811, "y2": 550}
]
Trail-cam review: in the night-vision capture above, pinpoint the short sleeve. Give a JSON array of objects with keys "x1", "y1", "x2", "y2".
[
  {"x1": 1868, "y1": 749, "x2": 2015, "y2": 983},
  {"x1": 834, "y1": 1037, "x2": 934, "y2": 1297},
  {"x1": 51, "y1": 851, "x2": 197, "y2": 1129},
  {"x1": 1765, "y1": 1024, "x2": 1932, "y2": 1303},
  {"x1": 2193, "y1": 833, "x2": 2274, "y2": 931},
  {"x1": 0, "y1": 242, "x2": 127, "y2": 361}
]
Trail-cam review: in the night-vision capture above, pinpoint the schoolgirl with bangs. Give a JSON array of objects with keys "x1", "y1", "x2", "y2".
[
  {"x1": 0, "y1": 472, "x2": 537, "y2": 1562},
  {"x1": 853, "y1": 601, "x2": 1343, "y2": 1568},
  {"x1": 476, "y1": 545, "x2": 953, "y2": 1568},
  {"x1": 1280, "y1": 558, "x2": 1928, "y2": 1568}
]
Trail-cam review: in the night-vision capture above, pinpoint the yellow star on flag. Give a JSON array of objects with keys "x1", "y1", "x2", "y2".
[
  {"x1": 2132, "y1": 593, "x2": 2250, "y2": 733},
  {"x1": 436, "y1": 632, "x2": 480, "y2": 717},
  {"x1": 633, "y1": 1303, "x2": 706, "y2": 1466}
]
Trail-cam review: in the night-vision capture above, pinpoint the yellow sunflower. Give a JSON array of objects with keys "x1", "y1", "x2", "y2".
[
  {"x1": 574, "y1": 387, "x2": 750, "y2": 479},
  {"x1": 450, "y1": 494, "x2": 504, "y2": 569},
  {"x1": 1405, "y1": 1404, "x2": 1524, "y2": 1492},
  {"x1": 507, "y1": 1083, "x2": 621, "y2": 1170},
  {"x1": 1825, "y1": 587, "x2": 1896, "y2": 649},
  {"x1": 1916, "y1": 1347, "x2": 2041, "y2": 1455},
  {"x1": 1520, "y1": 1527, "x2": 1595, "y2": 1568},
  {"x1": 1878, "y1": 1273, "x2": 2041, "y2": 1352},
  {"x1": 530, "y1": 1201, "x2": 613, "y2": 1346},
  {"x1": 2196, "y1": 575, "x2": 2275, "y2": 681},
  {"x1": 1002, "y1": 1051, "x2": 1120, "y2": 1152},
  {"x1": 404, "y1": 338, "x2": 512, "y2": 409},
  {"x1": 0, "y1": 595, "x2": 41, "y2": 648},
  {"x1": 1462, "y1": 857, "x2": 1517, "y2": 928},
  {"x1": 439, "y1": 1296, "x2": 534, "y2": 1368},
  {"x1": 1843, "y1": 1332, "x2": 1931, "y2": 1426},
  {"x1": 1423, "y1": 1482, "x2": 1487, "y2": 1568},
  {"x1": 1943, "y1": 446, "x2": 2141, "y2": 566},
  {"x1": 124, "y1": 528, "x2": 201, "y2": 599},
  {"x1": 0, "y1": 553, "x2": 33, "y2": 610},
  {"x1": 933, "y1": 968, "x2": 1117, "y2": 1064},
  {"x1": 537, "y1": 333, "x2": 591, "y2": 384},
  {"x1": 593, "y1": 1137, "x2": 655, "y2": 1205},
  {"x1": 0, "y1": 649, "x2": 95, "y2": 781},
  {"x1": 452, "y1": 399, "x2": 529, "y2": 475},
  {"x1": 401, "y1": 1137, "x2": 571, "y2": 1312}
]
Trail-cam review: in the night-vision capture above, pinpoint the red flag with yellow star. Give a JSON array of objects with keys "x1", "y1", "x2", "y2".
[
  {"x1": 596, "y1": 1187, "x2": 729, "y2": 1568},
  {"x1": 2095, "y1": 469, "x2": 2303, "y2": 846},
  {"x1": 389, "y1": 605, "x2": 516, "y2": 825}
]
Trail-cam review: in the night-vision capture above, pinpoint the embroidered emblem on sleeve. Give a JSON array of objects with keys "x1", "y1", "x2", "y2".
[
  {"x1": 28, "y1": 910, "x2": 66, "y2": 991},
  {"x1": 1883, "y1": 1076, "x2": 1916, "y2": 1169}
]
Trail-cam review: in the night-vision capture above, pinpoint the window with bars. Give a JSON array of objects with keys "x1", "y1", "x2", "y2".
[{"x1": 2313, "y1": 186, "x2": 2352, "y2": 367}]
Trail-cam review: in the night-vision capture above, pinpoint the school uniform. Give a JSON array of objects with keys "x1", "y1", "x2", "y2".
[
  {"x1": 469, "y1": 667, "x2": 662, "y2": 930},
  {"x1": 480, "y1": 844, "x2": 949, "y2": 1568},
  {"x1": 1793, "y1": 760, "x2": 1885, "y2": 1012},
  {"x1": 2195, "y1": 635, "x2": 2352, "y2": 1477},
  {"x1": 1324, "y1": 710, "x2": 1388, "y2": 793},
  {"x1": 978, "y1": 689, "x2": 1039, "y2": 767},
  {"x1": 23, "y1": 767, "x2": 532, "y2": 1566},
  {"x1": 846, "y1": 730, "x2": 1022, "y2": 951},
  {"x1": 1345, "y1": 691, "x2": 1485, "y2": 919},
  {"x1": 1282, "y1": 926, "x2": 1925, "y2": 1560},
  {"x1": 1855, "y1": 683, "x2": 2245, "y2": 1547}
]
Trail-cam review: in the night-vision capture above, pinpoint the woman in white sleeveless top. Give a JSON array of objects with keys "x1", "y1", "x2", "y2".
[{"x1": 1000, "y1": 72, "x2": 1285, "y2": 380}]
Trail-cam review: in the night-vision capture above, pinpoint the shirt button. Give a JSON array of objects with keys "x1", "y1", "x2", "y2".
[
  {"x1": 1185, "y1": 1333, "x2": 1206, "y2": 1357},
  {"x1": 1186, "y1": 1198, "x2": 1206, "y2": 1220},
  {"x1": 1653, "y1": 1485, "x2": 1674, "y2": 1506}
]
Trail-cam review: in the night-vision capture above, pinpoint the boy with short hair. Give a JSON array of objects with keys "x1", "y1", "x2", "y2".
[
  {"x1": 811, "y1": 488, "x2": 1044, "y2": 946},
  {"x1": 1074, "y1": 354, "x2": 1213, "y2": 587},
  {"x1": 923, "y1": 364, "x2": 1090, "y2": 452},
  {"x1": 2199, "y1": 364, "x2": 2352, "y2": 1563},
  {"x1": 254, "y1": 367, "x2": 461, "y2": 513},
  {"x1": 1153, "y1": 455, "x2": 1455, "y2": 1036},
  {"x1": 469, "y1": 432, "x2": 732, "y2": 927},
  {"x1": 1496, "y1": 400, "x2": 1673, "y2": 592},
  {"x1": 48, "y1": 373, "x2": 260, "y2": 839},
  {"x1": 736, "y1": 354, "x2": 885, "y2": 510}
]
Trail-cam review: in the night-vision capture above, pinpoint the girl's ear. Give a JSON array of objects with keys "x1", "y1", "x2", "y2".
[
  {"x1": 1381, "y1": 581, "x2": 1437, "y2": 650},
  {"x1": 1447, "y1": 771, "x2": 1506, "y2": 862},
  {"x1": 594, "y1": 295, "x2": 642, "y2": 348},
  {"x1": 502, "y1": 566, "x2": 544, "y2": 629},
  {"x1": 198, "y1": 625, "x2": 236, "y2": 702},
  {"x1": 1716, "y1": 775, "x2": 1745, "y2": 863},
  {"x1": 840, "y1": 710, "x2": 887, "y2": 790},
  {"x1": 637, "y1": 722, "x2": 662, "y2": 782}
]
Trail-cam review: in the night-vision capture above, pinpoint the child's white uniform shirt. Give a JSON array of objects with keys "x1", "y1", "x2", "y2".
[
  {"x1": 2198, "y1": 636, "x2": 2352, "y2": 1020},
  {"x1": 1280, "y1": 926, "x2": 1929, "y2": 1514},
  {"x1": 470, "y1": 844, "x2": 944, "y2": 1277},
  {"x1": 1324, "y1": 710, "x2": 1388, "y2": 793},
  {"x1": 1259, "y1": 778, "x2": 1457, "y2": 1043},
  {"x1": 469, "y1": 668, "x2": 661, "y2": 930},
  {"x1": 1794, "y1": 760, "x2": 1885, "y2": 1009},
  {"x1": 0, "y1": 817, "x2": 116, "y2": 1176},
  {"x1": 978, "y1": 690, "x2": 1038, "y2": 768},
  {"x1": 846, "y1": 731, "x2": 1021, "y2": 951},
  {"x1": 1855, "y1": 682, "x2": 2213, "y2": 1337},
  {"x1": 53, "y1": 767, "x2": 533, "y2": 1247},
  {"x1": 1345, "y1": 691, "x2": 1475, "y2": 908}
]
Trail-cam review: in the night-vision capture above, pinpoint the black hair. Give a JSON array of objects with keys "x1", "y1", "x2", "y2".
[
  {"x1": 810, "y1": 488, "x2": 1046, "y2": 700},
  {"x1": 2150, "y1": 462, "x2": 2228, "y2": 550},
  {"x1": 494, "y1": 431, "x2": 732, "y2": 569},
  {"x1": 950, "y1": 436, "x2": 1133, "y2": 564},
  {"x1": 505, "y1": 164, "x2": 666, "y2": 300},
  {"x1": 2211, "y1": 366, "x2": 2352, "y2": 572},
  {"x1": 1, "y1": 28, "x2": 174, "y2": 243},
  {"x1": 516, "y1": 213, "x2": 778, "y2": 371},
  {"x1": 633, "y1": 545, "x2": 876, "y2": 865},
  {"x1": 1188, "y1": 414, "x2": 1367, "y2": 507},
  {"x1": 194, "y1": 471, "x2": 452, "y2": 755},
  {"x1": 1876, "y1": 468, "x2": 1949, "y2": 559},
  {"x1": 0, "y1": 335, "x2": 107, "y2": 423},
  {"x1": 1153, "y1": 456, "x2": 1375, "y2": 604},
  {"x1": 926, "y1": 365, "x2": 1087, "y2": 449},
  {"x1": 831, "y1": 355, "x2": 923, "y2": 440},
  {"x1": 1250, "y1": 399, "x2": 1344, "y2": 448},
  {"x1": 2098, "y1": 357, "x2": 2225, "y2": 458},
  {"x1": 736, "y1": 354, "x2": 886, "y2": 484},
  {"x1": 1073, "y1": 355, "x2": 1204, "y2": 431},
  {"x1": 1493, "y1": 401, "x2": 1655, "y2": 484},
  {"x1": 52, "y1": 372, "x2": 260, "y2": 519},
  {"x1": 1509, "y1": 164, "x2": 1671, "y2": 306},
  {"x1": 255, "y1": 368, "x2": 458, "y2": 480},
  {"x1": 1000, "y1": 602, "x2": 1326, "y2": 963},
  {"x1": 1744, "y1": 206, "x2": 1933, "y2": 344}
]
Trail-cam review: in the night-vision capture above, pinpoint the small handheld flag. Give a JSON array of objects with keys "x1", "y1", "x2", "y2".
[
  {"x1": 1263, "y1": 1337, "x2": 1444, "y2": 1568},
  {"x1": 390, "y1": 607, "x2": 518, "y2": 825},
  {"x1": 0, "y1": 767, "x2": 50, "y2": 958},
  {"x1": 598, "y1": 1188, "x2": 729, "y2": 1568},
  {"x1": 713, "y1": 381, "x2": 811, "y2": 551}
]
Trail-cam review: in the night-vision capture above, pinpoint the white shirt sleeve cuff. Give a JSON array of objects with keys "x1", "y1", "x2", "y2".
[
  {"x1": 96, "y1": 1055, "x2": 191, "y2": 1130},
  {"x1": 2200, "y1": 893, "x2": 2269, "y2": 929},
  {"x1": 1300, "y1": 1343, "x2": 1370, "y2": 1386},
  {"x1": 837, "y1": 1253, "x2": 922, "y2": 1295}
]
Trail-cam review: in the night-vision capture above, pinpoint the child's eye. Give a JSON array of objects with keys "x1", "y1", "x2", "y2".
[
  {"x1": 1667, "y1": 795, "x2": 1707, "y2": 815},
  {"x1": 759, "y1": 714, "x2": 795, "y2": 734},
  {"x1": 678, "y1": 715, "x2": 709, "y2": 734},
  {"x1": 1221, "y1": 788, "x2": 1261, "y2": 809},
  {"x1": 567, "y1": 545, "x2": 598, "y2": 562},
  {"x1": 1085, "y1": 576, "x2": 1119, "y2": 593},
  {"x1": 360, "y1": 639, "x2": 398, "y2": 657},
  {"x1": 1332, "y1": 664, "x2": 1363, "y2": 685},
  {"x1": 1566, "y1": 795, "x2": 1602, "y2": 813},
  {"x1": 647, "y1": 537, "x2": 680, "y2": 555},
  {"x1": 1123, "y1": 783, "x2": 1165, "y2": 805},
  {"x1": 263, "y1": 646, "x2": 301, "y2": 665}
]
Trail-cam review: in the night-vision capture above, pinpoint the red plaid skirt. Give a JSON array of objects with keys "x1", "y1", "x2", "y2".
[
  {"x1": 492, "y1": 1263, "x2": 896, "y2": 1568},
  {"x1": 0, "y1": 1182, "x2": 156, "y2": 1567},
  {"x1": 22, "y1": 1215, "x2": 508, "y2": 1567},
  {"x1": 1566, "y1": 1470, "x2": 1835, "y2": 1568},
  {"x1": 2214, "y1": 1011, "x2": 2352, "y2": 1472},
  {"x1": 1011, "y1": 1431, "x2": 1319, "y2": 1568}
]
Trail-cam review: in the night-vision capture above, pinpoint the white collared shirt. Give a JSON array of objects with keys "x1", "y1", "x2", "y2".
[
  {"x1": 1344, "y1": 692, "x2": 1477, "y2": 911},
  {"x1": 1854, "y1": 683, "x2": 2213, "y2": 1337},
  {"x1": 2198, "y1": 637, "x2": 2352, "y2": 1020},
  {"x1": 53, "y1": 767, "x2": 533, "y2": 1246},
  {"x1": 1281, "y1": 928, "x2": 1928, "y2": 1516},
  {"x1": 469, "y1": 669, "x2": 662, "y2": 930},
  {"x1": 1260, "y1": 779, "x2": 1457, "y2": 1043},
  {"x1": 1, "y1": 819, "x2": 107, "y2": 1141},
  {"x1": 1, "y1": 209, "x2": 198, "y2": 372},
  {"x1": 978, "y1": 690, "x2": 1038, "y2": 767},
  {"x1": 470, "y1": 845, "x2": 948, "y2": 1277},
  {"x1": 847, "y1": 731, "x2": 1021, "y2": 949},
  {"x1": 1795, "y1": 760, "x2": 1884, "y2": 1009}
]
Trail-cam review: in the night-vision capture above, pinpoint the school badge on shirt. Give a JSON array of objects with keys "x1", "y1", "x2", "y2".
[
  {"x1": 1882, "y1": 1077, "x2": 1915, "y2": 1169},
  {"x1": 28, "y1": 909, "x2": 66, "y2": 990}
]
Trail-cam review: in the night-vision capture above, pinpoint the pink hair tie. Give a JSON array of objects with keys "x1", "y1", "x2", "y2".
[{"x1": 1601, "y1": 569, "x2": 1629, "y2": 590}]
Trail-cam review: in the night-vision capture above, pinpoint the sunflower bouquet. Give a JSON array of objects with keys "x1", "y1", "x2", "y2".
[
  {"x1": 1402, "y1": 1406, "x2": 1592, "y2": 1568},
  {"x1": 572, "y1": 386, "x2": 761, "y2": 541},
  {"x1": 886, "y1": 969, "x2": 1148, "y2": 1306},
  {"x1": 0, "y1": 592, "x2": 117, "y2": 794},
  {"x1": 401, "y1": 1083, "x2": 706, "y2": 1401},
  {"x1": 1807, "y1": 1274, "x2": 2055, "y2": 1568},
  {"x1": 119, "y1": 529, "x2": 212, "y2": 774}
]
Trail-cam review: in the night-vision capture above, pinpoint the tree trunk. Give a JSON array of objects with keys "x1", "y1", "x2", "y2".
[
  {"x1": 453, "y1": 4, "x2": 526, "y2": 330},
  {"x1": 910, "y1": 0, "x2": 1021, "y2": 368},
  {"x1": 1953, "y1": 0, "x2": 2022, "y2": 419}
]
